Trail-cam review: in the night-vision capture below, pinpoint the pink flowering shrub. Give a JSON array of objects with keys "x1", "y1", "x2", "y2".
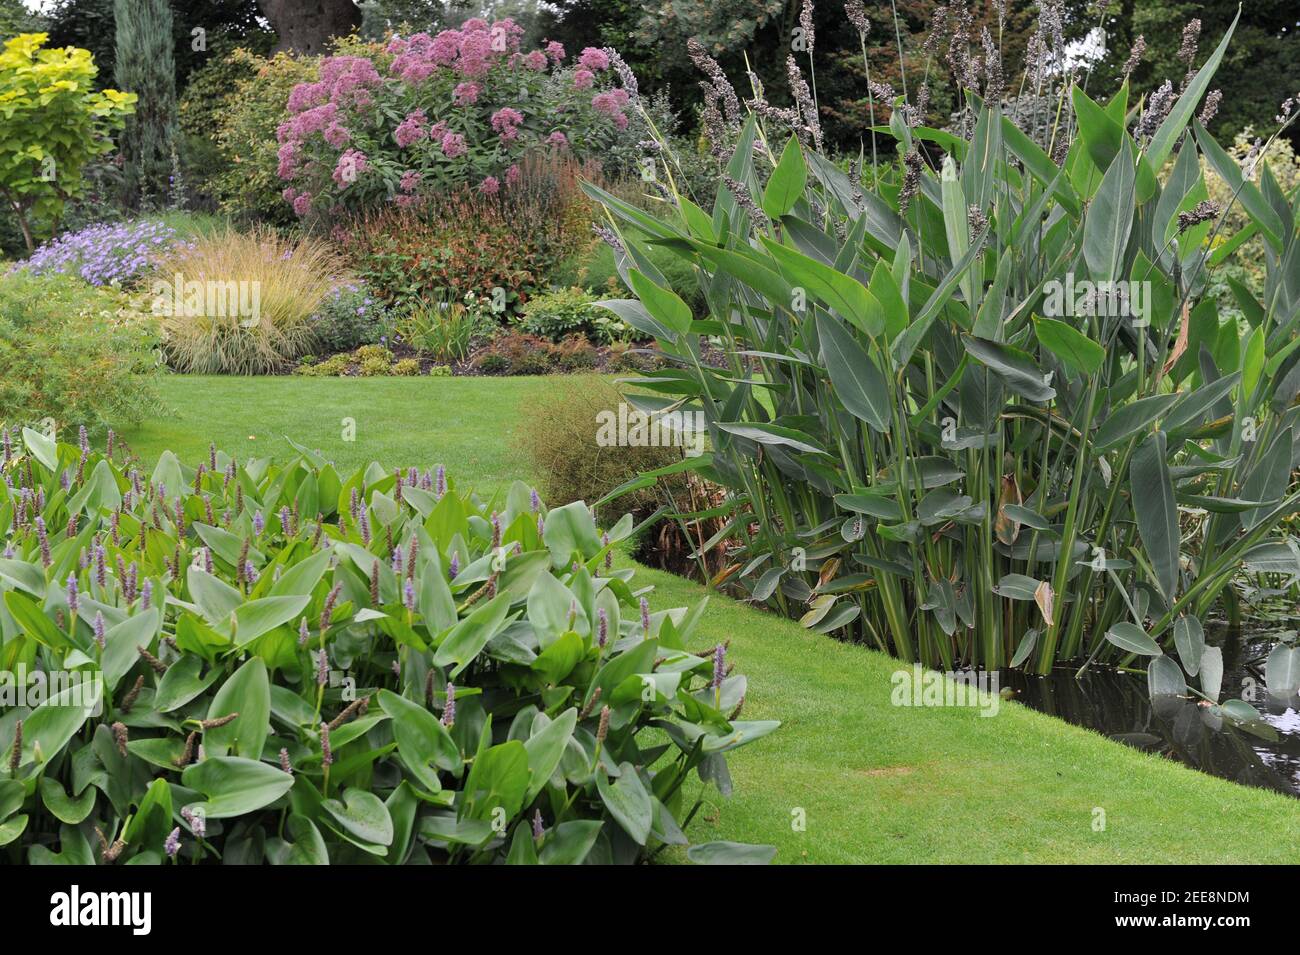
[{"x1": 276, "y1": 20, "x2": 640, "y2": 219}]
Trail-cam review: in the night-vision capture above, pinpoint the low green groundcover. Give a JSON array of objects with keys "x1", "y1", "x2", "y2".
[{"x1": 0, "y1": 427, "x2": 776, "y2": 864}]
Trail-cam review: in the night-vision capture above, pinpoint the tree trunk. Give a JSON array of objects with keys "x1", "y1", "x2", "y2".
[{"x1": 258, "y1": 0, "x2": 362, "y2": 56}]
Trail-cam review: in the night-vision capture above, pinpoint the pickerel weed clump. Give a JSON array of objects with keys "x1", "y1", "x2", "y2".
[
  {"x1": 589, "y1": 7, "x2": 1300, "y2": 712},
  {"x1": 0, "y1": 427, "x2": 776, "y2": 864}
]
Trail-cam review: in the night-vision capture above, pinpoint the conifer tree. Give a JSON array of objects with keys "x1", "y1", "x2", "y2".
[{"x1": 114, "y1": 0, "x2": 177, "y2": 208}]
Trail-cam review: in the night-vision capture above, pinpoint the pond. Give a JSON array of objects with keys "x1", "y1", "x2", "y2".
[{"x1": 999, "y1": 629, "x2": 1300, "y2": 799}]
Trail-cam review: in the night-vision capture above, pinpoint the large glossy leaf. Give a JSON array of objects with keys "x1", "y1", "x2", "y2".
[
  {"x1": 596, "y1": 761, "x2": 653, "y2": 846},
  {"x1": 627, "y1": 269, "x2": 691, "y2": 336},
  {"x1": 1083, "y1": 141, "x2": 1136, "y2": 284},
  {"x1": 377, "y1": 689, "x2": 460, "y2": 791},
  {"x1": 1035, "y1": 317, "x2": 1104, "y2": 376},
  {"x1": 816, "y1": 312, "x2": 890, "y2": 432},
  {"x1": 963, "y1": 336, "x2": 1056, "y2": 402},
  {"x1": 181, "y1": 756, "x2": 294, "y2": 819},
  {"x1": 205, "y1": 657, "x2": 271, "y2": 760},
  {"x1": 1173, "y1": 616, "x2": 1205, "y2": 677},
  {"x1": 1198, "y1": 646, "x2": 1223, "y2": 703},
  {"x1": 1130, "y1": 431, "x2": 1179, "y2": 602},
  {"x1": 1104, "y1": 622, "x2": 1161, "y2": 656},
  {"x1": 1147, "y1": 655, "x2": 1186, "y2": 698},
  {"x1": 762, "y1": 136, "x2": 807, "y2": 218},
  {"x1": 1264, "y1": 643, "x2": 1300, "y2": 697}
]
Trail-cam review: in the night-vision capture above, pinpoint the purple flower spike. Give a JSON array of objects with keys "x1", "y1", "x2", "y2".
[
  {"x1": 640, "y1": 597, "x2": 650, "y2": 637},
  {"x1": 164, "y1": 827, "x2": 182, "y2": 858},
  {"x1": 530, "y1": 489, "x2": 540, "y2": 513},
  {"x1": 442, "y1": 682, "x2": 456, "y2": 726},
  {"x1": 712, "y1": 643, "x2": 725, "y2": 691},
  {"x1": 93, "y1": 611, "x2": 106, "y2": 649},
  {"x1": 140, "y1": 579, "x2": 153, "y2": 611},
  {"x1": 403, "y1": 578, "x2": 417, "y2": 611},
  {"x1": 448, "y1": 552, "x2": 459, "y2": 578},
  {"x1": 253, "y1": 511, "x2": 265, "y2": 536},
  {"x1": 435, "y1": 465, "x2": 446, "y2": 499},
  {"x1": 66, "y1": 574, "x2": 79, "y2": 615},
  {"x1": 597, "y1": 607, "x2": 608, "y2": 649},
  {"x1": 35, "y1": 517, "x2": 50, "y2": 567}
]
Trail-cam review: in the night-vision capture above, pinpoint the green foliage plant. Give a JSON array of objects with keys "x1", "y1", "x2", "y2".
[
  {"x1": 589, "y1": 9, "x2": 1300, "y2": 709},
  {"x1": 0, "y1": 33, "x2": 135, "y2": 250},
  {"x1": 0, "y1": 431, "x2": 775, "y2": 864}
]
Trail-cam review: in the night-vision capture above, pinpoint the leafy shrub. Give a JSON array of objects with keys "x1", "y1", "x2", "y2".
[
  {"x1": 393, "y1": 292, "x2": 494, "y2": 364},
  {"x1": 0, "y1": 433, "x2": 776, "y2": 864},
  {"x1": 151, "y1": 228, "x2": 346, "y2": 374},
  {"x1": 0, "y1": 33, "x2": 136, "y2": 250},
  {"x1": 519, "y1": 286, "x2": 632, "y2": 345},
  {"x1": 347, "y1": 155, "x2": 595, "y2": 311},
  {"x1": 13, "y1": 218, "x2": 185, "y2": 287},
  {"x1": 0, "y1": 273, "x2": 158, "y2": 434},
  {"x1": 198, "y1": 48, "x2": 318, "y2": 225},
  {"x1": 522, "y1": 376, "x2": 684, "y2": 518},
  {"x1": 555, "y1": 238, "x2": 704, "y2": 316},
  {"x1": 307, "y1": 279, "x2": 388, "y2": 354},
  {"x1": 296, "y1": 345, "x2": 421, "y2": 377},
  {"x1": 591, "y1": 13, "x2": 1300, "y2": 707},
  {"x1": 276, "y1": 20, "x2": 642, "y2": 221},
  {"x1": 472, "y1": 330, "x2": 557, "y2": 375}
]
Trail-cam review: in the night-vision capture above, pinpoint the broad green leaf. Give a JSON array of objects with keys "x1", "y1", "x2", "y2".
[
  {"x1": 762, "y1": 136, "x2": 806, "y2": 218},
  {"x1": 1104, "y1": 621, "x2": 1161, "y2": 656},
  {"x1": 1083, "y1": 141, "x2": 1136, "y2": 284},
  {"x1": 1131, "y1": 431, "x2": 1179, "y2": 602},
  {"x1": 1035, "y1": 317, "x2": 1105, "y2": 376},
  {"x1": 816, "y1": 312, "x2": 891, "y2": 432},
  {"x1": 205, "y1": 657, "x2": 271, "y2": 760},
  {"x1": 1147, "y1": 655, "x2": 1186, "y2": 698},
  {"x1": 181, "y1": 756, "x2": 294, "y2": 819},
  {"x1": 596, "y1": 761, "x2": 653, "y2": 845}
]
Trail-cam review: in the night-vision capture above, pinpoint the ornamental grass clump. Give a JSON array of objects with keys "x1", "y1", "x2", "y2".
[
  {"x1": 588, "y1": 8, "x2": 1300, "y2": 708},
  {"x1": 0, "y1": 429, "x2": 776, "y2": 864},
  {"x1": 151, "y1": 228, "x2": 347, "y2": 374}
]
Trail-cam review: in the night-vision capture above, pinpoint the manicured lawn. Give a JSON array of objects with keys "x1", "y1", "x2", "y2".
[
  {"x1": 122, "y1": 373, "x2": 566, "y2": 493},
  {"x1": 120, "y1": 374, "x2": 1300, "y2": 863}
]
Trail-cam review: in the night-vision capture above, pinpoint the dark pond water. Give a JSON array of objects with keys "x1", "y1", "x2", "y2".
[{"x1": 999, "y1": 631, "x2": 1300, "y2": 798}]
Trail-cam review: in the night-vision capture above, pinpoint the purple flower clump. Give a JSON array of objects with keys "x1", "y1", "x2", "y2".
[{"x1": 16, "y1": 219, "x2": 185, "y2": 287}]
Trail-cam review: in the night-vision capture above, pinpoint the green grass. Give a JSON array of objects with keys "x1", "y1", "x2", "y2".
[
  {"x1": 122, "y1": 373, "x2": 562, "y2": 494},
  {"x1": 120, "y1": 374, "x2": 1300, "y2": 863}
]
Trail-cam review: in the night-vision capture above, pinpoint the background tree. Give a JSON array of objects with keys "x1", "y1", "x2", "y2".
[
  {"x1": 257, "y1": 0, "x2": 362, "y2": 53},
  {"x1": 46, "y1": 0, "x2": 272, "y2": 91},
  {"x1": 0, "y1": 0, "x2": 42, "y2": 38},
  {"x1": 114, "y1": 0, "x2": 178, "y2": 208}
]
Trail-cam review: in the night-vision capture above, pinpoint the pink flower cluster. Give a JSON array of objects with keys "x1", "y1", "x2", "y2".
[
  {"x1": 332, "y1": 149, "x2": 369, "y2": 189},
  {"x1": 578, "y1": 47, "x2": 610, "y2": 72},
  {"x1": 490, "y1": 107, "x2": 524, "y2": 142},
  {"x1": 286, "y1": 56, "x2": 381, "y2": 113},
  {"x1": 276, "y1": 15, "x2": 635, "y2": 219},
  {"x1": 385, "y1": 18, "x2": 526, "y2": 82},
  {"x1": 393, "y1": 109, "x2": 427, "y2": 148},
  {"x1": 592, "y1": 88, "x2": 631, "y2": 129}
]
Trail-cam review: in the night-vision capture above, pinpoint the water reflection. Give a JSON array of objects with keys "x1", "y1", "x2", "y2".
[{"x1": 998, "y1": 633, "x2": 1300, "y2": 798}]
